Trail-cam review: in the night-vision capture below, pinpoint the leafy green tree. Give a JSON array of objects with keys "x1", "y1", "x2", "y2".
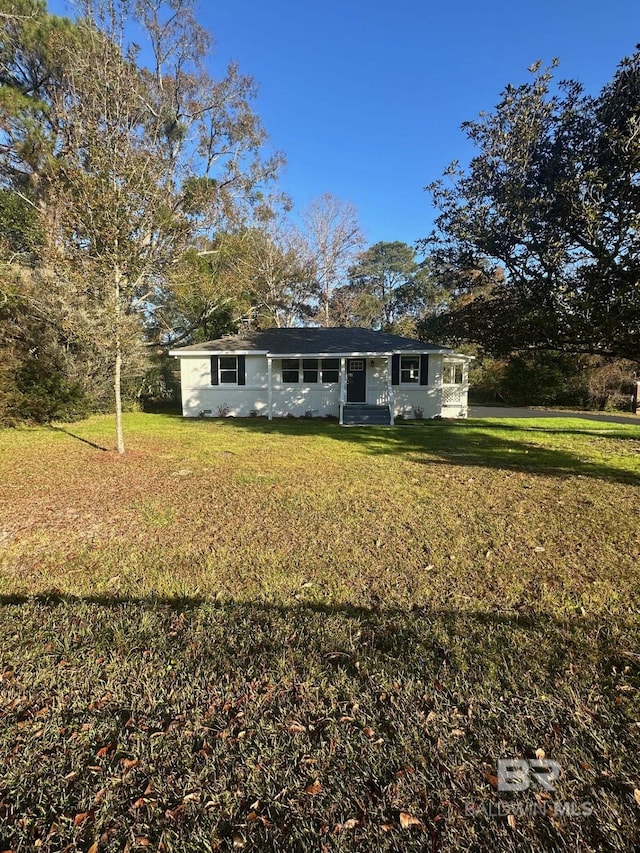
[
  {"x1": 0, "y1": 0, "x2": 280, "y2": 449},
  {"x1": 342, "y1": 241, "x2": 446, "y2": 332},
  {"x1": 423, "y1": 51, "x2": 640, "y2": 361}
]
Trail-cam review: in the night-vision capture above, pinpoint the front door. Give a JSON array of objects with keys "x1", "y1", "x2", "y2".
[{"x1": 346, "y1": 358, "x2": 366, "y2": 402}]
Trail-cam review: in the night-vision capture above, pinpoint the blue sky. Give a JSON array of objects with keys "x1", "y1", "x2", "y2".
[{"x1": 50, "y1": 0, "x2": 639, "y2": 247}]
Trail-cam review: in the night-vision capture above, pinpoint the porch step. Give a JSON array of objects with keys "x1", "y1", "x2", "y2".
[{"x1": 342, "y1": 404, "x2": 391, "y2": 426}]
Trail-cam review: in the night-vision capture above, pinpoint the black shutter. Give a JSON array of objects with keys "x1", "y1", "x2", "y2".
[
  {"x1": 210, "y1": 355, "x2": 219, "y2": 385},
  {"x1": 237, "y1": 355, "x2": 246, "y2": 385},
  {"x1": 419, "y1": 354, "x2": 429, "y2": 385},
  {"x1": 391, "y1": 354, "x2": 400, "y2": 386}
]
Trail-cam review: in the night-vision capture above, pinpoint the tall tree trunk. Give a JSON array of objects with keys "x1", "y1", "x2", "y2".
[{"x1": 114, "y1": 274, "x2": 125, "y2": 454}]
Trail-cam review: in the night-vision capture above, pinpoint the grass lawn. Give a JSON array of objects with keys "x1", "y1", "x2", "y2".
[{"x1": 0, "y1": 413, "x2": 639, "y2": 851}]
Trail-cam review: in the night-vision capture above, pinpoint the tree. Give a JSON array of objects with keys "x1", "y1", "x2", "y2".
[
  {"x1": 344, "y1": 241, "x2": 446, "y2": 332},
  {"x1": 0, "y1": 0, "x2": 280, "y2": 450},
  {"x1": 0, "y1": 190, "x2": 125, "y2": 423},
  {"x1": 224, "y1": 220, "x2": 316, "y2": 329},
  {"x1": 422, "y1": 51, "x2": 640, "y2": 361},
  {"x1": 301, "y1": 193, "x2": 365, "y2": 326}
]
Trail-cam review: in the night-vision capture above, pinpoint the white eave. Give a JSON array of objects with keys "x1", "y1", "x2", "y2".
[
  {"x1": 267, "y1": 350, "x2": 453, "y2": 358},
  {"x1": 169, "y1": 348, "x2": 473, "y2": 359},
  {"x1": 169, "y1": 349, "x2": 269, "y2": 357}
]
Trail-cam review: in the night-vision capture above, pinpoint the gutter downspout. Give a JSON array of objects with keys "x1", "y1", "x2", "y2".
[{"x1": 267, "y1": 357, "x2": 273, "y2": 420}]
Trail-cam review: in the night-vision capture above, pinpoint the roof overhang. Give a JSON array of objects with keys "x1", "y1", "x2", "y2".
[
  {"x1": 267, "y1": 350, "x2": 453, "y2": 358},
  {"x1": 169, "y1": 350, "x2": 269, "y2": 357},
  {"x1": 170, "y1": 349, "x2": 460, "y2": 358}
]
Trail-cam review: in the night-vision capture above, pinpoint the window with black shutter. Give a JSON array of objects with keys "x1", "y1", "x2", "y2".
[
  {"x1": 420, "y1": 354, "x2": 429, "y2": 386},
  {"x1": 219, "y1": 356, "x2": 238, "y2": 384},
  {"x1": 391, "y1": 354, "x2": 400, "y2": 386},
  {"x1": 400, "y1": 355, "x2": 420, "y2": 383},
  {"x1": 211, "y1": 355, "x2": 243, "y2": 385}
]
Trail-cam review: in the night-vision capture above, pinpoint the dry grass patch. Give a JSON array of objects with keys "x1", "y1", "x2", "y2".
[{"x1": 0, "y1": 414, "x2": 638, "y2": 851}]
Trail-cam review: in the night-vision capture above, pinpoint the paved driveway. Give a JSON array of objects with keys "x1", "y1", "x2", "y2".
[{"x1": 469, "y1": 406, "x2": 640, "y2": 426}]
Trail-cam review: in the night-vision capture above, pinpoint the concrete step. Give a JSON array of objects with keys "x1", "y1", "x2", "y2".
[{"x1": 342, "y1": 404, "x2": 391, "y2": 426}]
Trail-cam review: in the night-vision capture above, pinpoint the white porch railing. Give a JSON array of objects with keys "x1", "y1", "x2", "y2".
[{"x1": 443, "y1": 385, "x2": 463, "y2": 405}]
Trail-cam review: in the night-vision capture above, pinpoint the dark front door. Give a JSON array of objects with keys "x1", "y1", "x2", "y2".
[{"x1": 346, "y1": 358, "x2": 366, "y2": 402}]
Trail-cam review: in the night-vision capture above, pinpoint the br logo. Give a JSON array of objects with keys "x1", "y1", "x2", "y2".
[{"x1": 497, "y1": 759, "x2": 561, "y2": 792}]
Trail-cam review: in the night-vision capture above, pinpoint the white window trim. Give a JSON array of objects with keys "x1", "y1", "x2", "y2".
[
  {"x1": 443, "y1": 361, "x2": 465, "y2": 385},
  {"x1": 280, "y1": 357, "x2": 340, "y2": 384},
  {"x1": 399, "y1": 354, "x2": 421, "y2": 385},
  {"x1": 216, "y1": 355, "x2": 239, "y2": 387}
]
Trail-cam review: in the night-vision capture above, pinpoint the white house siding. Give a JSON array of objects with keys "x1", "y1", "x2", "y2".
[
  {"x1": 179, "y1": 355, "x2": 340, "y2": 418},
  {"x1": 366, "y1": 358, "x2": 390, "y2": 405},
  {"x1": 180, "y1": 354, "x2": 268, "y2": 417},
  {"x1": 441, "y1": 357, "x2": 469, "y2": 418},
  {"x1": 177, "y1": 352, "x2": 469, "y2": 419},
  {"x1": 391, "y1": 354, "x2": 442, "y2": 419}
]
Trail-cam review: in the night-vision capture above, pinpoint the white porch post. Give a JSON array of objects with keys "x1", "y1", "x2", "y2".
[
  {"x1": 339, "y1": 357, "x2": 346, "y2": 425},
  {"x1": 387, "y1": 354, "x2": 395, "y2": 426},
  {"x1": 267, "y1": 357, "x2": 273, "y2": 420}
]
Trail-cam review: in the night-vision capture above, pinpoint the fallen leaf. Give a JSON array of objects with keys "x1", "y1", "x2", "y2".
[
  {"x1": 507, "y1": 814, "x2": 517, "y2": 830},
  {"x1": 363, "y1": 726, "x2": 375, "y2": 738},
  {"x1": 135, "y1": 839, "x2": 152, "y2": 848},
  {"x1": 87, "y1": 844, "x2": 98, "y2": 853},
  {"x1": 535, "y1": 748, "x2": 546, "y2": 760},
  {"x1": 343, "y1": 818, "x2": 359, "y2": 829},
  {"x1": 451, "y1": 728, "x2": 465, "y2": 737},
  {"x1": 232, "y1": 834, "x2": 244, "y2": 848},
  {"x1": 482, "y1": 771, "x2": 499, "y2": 789},
  {"x1": 165, "y1": 804, "x2": 185, "y2": 821},
  {"x1": 73, "y1": 811, "x2": 90, "y2": 826},
  {"x1": 634, "y1": 789, "x2": 640, "y2": 807},
  {"x1": 380, "y1": 822, "x2": 395, "y2": 832},
  {"x1": 64, "y1": 770, "x2": 79, "y2": 782},
  {"x1": 288, "y1": 721, "x2": 306, "y2": 733},
  {"x1": 121, "y1": 758, "x2": 140, "y2": 771},
  {"x1": 305, "y1": 780, "x2": 322, "y2": 795},
  {"x1": 395, "y1": 766, "x2": 415, "y2": 778},
  {"x1": 96, "y1": 743, "x2": 113, "y2": 758},
  {"x1": 399, "y1": 812, "x2": 423, "y2": 830}
]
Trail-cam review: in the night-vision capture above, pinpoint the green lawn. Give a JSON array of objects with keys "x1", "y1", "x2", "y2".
[{"x1": 0, "y1": 414, "x2": 639, "y2": 851}]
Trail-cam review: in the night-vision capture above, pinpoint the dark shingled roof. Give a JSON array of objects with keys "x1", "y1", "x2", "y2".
[{"x1": 172, "y1": 327, "x2": 451, "y2": 355}]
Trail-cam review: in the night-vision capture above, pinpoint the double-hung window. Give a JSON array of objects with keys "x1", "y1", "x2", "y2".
[
  {"x1": 219, "y1": 356, "x2": 238, "y2": 384},
  {"x1": 443, "y1": 363, "x2": 463, "y2": 384},
  {"x1": 282, "y1": 357, "x2": 341, "y2": 383},
  {"x1": 281, "y1": 359, "x2": 300, "y2": 383},
  {"x1": 303, "y1": 358, "x2": 319, "y2": 383},
  {"x1": 211, "y1": 354, "x2": 244, "y2": 385},
  {"x1": 400, "y1": 355, "x2": 420, "y2": 384},
  {"x1": 321, "y1": 358, "x2": 340, "y2": 383}
]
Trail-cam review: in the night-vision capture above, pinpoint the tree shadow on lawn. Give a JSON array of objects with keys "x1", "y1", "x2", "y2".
[
  {"x1": 1, "y1": 591, "x2": 637, "y2": 687},
  {"x1": 48, "y1": 424, "x2": 110, "y2": 451},
  {"x1": 1, "y1": 593, "x2": 637, "y2": 853},
  {"x1": 217, "y1": 418, "x2": 640, "y2": 487}
]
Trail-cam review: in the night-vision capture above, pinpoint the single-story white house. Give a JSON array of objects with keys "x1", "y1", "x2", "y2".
[{"x1": 169, "y1": 327, "x2": 472, "y2": 425}]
